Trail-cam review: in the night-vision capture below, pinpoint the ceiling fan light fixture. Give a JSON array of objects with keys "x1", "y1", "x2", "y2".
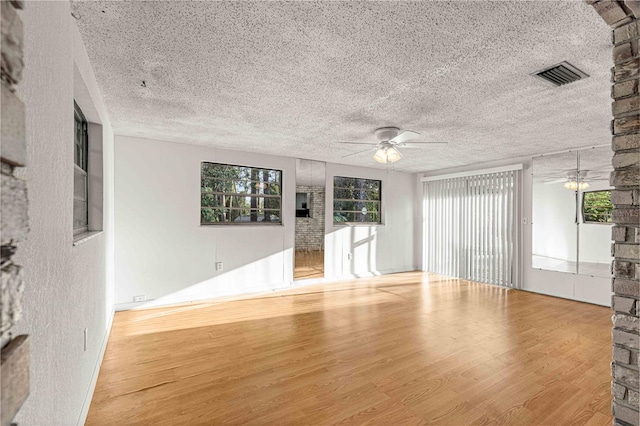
[
  {"x1": 563, "y1": 180, "x2": 589, "y2": 190},
  {"x1": 373, "y1": 146, "x2": 402, "y2": 163},
  {"x1": 373, "y1": 148, "x2": 389, "y2": 163},
  {"x1": 386, "y1": 146, "x2": 402, "y2": 163}
]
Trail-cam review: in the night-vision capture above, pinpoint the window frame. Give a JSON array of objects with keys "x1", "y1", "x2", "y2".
[
  {"x1": 200, "y1": 161, "x2": 283, "y2": 226},
  {"x1": 333, "y1": 176, "x2": 382, "y2": 225},
  {"x1": 73, "y1": 101, "x2": 89, "y2": 235},
  {"x1": 581, "y1": 189, "x2": 613, "y2": 224}
]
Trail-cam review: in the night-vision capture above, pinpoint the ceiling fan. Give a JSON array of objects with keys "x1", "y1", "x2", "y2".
[
  {"x1": 539, "y1": 170, "x2": 609, "y2": 190},
  {"x1": 540, "y1": 170, "x2": 609, "y2": 183},
  {"x1": 341, "y1": 127, "x2": 448, "y2": 164}
]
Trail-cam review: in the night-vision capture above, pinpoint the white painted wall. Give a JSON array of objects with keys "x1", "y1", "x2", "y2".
[
  {"x1": 325, "y1": 164, "x2": 416, "y2": 279},
  {"x1": 114, "y1": 135, "x2": 296, "y2": 308},
  {"x1": 114, "y1": 137, "x2": 416, "y2": 308},
  {"x1": 417, "y1": 154, "x2": 611, "y2": 307},
  {"x1": 12, "y1": 3, "x2": 115, "y2": 424}
]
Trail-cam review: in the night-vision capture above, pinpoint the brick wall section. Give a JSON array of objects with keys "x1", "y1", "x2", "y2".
[
  {"x1": 295, "y1": 186, "x2": 325, "y2": 251},
  {"x1": 590, "y1": 1, "x2": 640, "y2": 425},
  {"x1": 0, "y1": 0, "x2": 27, "y2": 348}
]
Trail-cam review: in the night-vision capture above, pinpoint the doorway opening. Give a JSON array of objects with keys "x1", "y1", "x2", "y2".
[{"x1": 294, "y1": 159, "x2": 326, "y2": 280}]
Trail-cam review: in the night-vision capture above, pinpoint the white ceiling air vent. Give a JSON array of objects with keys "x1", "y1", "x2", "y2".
[{"x1": 532, "y1": 61, "x2": 589, "y2": 86}]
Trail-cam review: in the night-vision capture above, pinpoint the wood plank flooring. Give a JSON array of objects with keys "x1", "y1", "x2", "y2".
[
  {"x1": 294, "y1": 250, "x2": 324, "y2": 280},
  {"x1": 87, "y1": 272, "x2": 612, "y2": 425}
]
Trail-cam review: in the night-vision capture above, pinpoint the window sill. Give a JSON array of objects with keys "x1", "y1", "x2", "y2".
[{"x1": 73, "y1": 231, "x2": 103, "y2": 246}]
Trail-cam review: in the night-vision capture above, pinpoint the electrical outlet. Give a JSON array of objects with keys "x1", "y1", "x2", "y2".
[
  {"x1": 83, "y1": 328, "x2": 88, "y2": 352},
  {"x1": 216, "y1": 262, "x2": 223, "y2": 271},
  {"x1": 133, "y1": 295, "x2": 146, "y2": 302},
  {"x1": 347, "y1": 253, "x2": 353, "y2": 260}
]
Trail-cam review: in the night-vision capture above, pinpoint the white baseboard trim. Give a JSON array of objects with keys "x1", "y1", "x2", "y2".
[
  {"x1": 113, "y1": 269, "x2": 420, "y2": 312},
  {"x1": 519, "y1": 288, "x2": 610, "y2": 307},
  {"x1": 77, "y1": 306, "x2": 115, "y2": 425},
  {"x1": 114, "y1": 300, "x2": 152, "y2": 311},
  {"x1": 333, "y1": 266, "x2": 417, "y2": 280}
]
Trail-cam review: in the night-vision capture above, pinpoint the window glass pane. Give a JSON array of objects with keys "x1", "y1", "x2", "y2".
[
  {"x1": 73, "y1": 102, "x2": 89, "y2": 235},
  {"x1": 74, "y1": 119, "x2": 82, "y2": 167},
  {"x1": 73, "y1": 199, "x2": 88, "y2": 229},
  {"x1": 201, "y1": 162, "x2": 282, "y2": 225},
  {"x1": 333, "y1": 201, "x2": 379, "y2": 212},
  {"x1": 583, "y1": 190, "x2": 613, "y2": 223},
  {"x1": 231, "y1": 209, "x2": 281, "y2": 223},
  {"x1": 333, "y1": 176, "x2": 381, "y2": 224},
  {"x1": 74, "y1": 169, "x2": 87, "y2": 201},
  {"x1": 74, "y1": 105, "x2": 87, "y2": 171},
  {"x1": 333, "y1": 211, "x2": 379, "y2": 223},
  {"x1": 201, "y1": 208, "x2": 228, "y2": 224},
  {"x1": 334, "y1": 188, "x2": 379, "y2": 200},
  {"x1": 200, "y1": 207, "x2": 283, "y2": 224},
  {"x1": 262, "y1": 196, "x2": 281, "y2": 211},
  {"x1": 201, "y1": 193, "x2": 224, "y2": 208}
]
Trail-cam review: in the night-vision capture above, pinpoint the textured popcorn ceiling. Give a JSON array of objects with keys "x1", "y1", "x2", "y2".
[{"x1": 71, "y1": 1, "x2": 612, "y2": 173}]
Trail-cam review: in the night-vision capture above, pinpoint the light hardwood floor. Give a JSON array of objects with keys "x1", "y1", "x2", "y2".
[
  {"x1": 294, "y1": 250, "x2": 324, "y2": 280},
  {"x1": 87, "y1": 272, "x2": 612, "y2": 425}
]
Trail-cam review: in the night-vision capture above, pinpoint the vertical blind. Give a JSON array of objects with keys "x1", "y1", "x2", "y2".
[{"x1": 423, "y1": 169, "x2": 522, "y2": 288}]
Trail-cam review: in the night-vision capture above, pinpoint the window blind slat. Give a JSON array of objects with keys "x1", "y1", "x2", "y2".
[
  {"x1": 507, "y1": 172, "x2": 514, "y2": 287},
  {"x1": 492, "y1": 173, "x2": 498, "y2": 285},
  {"x1": 424, "y1": 169, "x2": 522, "y2": 288}
]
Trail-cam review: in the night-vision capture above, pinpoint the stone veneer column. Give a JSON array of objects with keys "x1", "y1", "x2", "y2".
[
  {"x1": 589, "y1": 1, "x2": 640, "y2": 425},
  {"x1": 1, "y1": 0, "x2": 30, "y2": 424}
]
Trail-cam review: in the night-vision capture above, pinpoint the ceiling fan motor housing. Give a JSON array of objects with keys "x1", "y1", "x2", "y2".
[{"x1": 375, "y1": 127, "x2": 401, "y2": 142}]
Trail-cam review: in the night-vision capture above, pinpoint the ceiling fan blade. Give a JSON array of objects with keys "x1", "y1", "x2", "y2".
[
  {"x1": 341, "y1": 148, "x2": 372, "y2": 159},
  {"x1": 399, "y1": 142, "x2": 449, "y2": 147},
  {"x1": 389, "y1": 130, "x2": 421, "y2": 144}
]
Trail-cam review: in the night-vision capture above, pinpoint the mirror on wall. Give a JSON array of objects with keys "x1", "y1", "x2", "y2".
[
  {"x1": 294, "y1": 159, "x2": 326, "y2": 280},
  {"x1": 532, "y1": 147, "x2": 613, "y2": 277},
  {"x1": 532, "y1": 151, "x2": 579, "y2": 274},
  {"x1": 577, "y1": 146, "x2": 613, "y2": 277}
]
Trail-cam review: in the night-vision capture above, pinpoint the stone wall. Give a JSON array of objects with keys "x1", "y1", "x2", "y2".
[
  {"x1": 589, "y1": 1, "x2": 640, "y2": 425},
  {"x1": 295, "y1": 185, "x2": 325, "y2": 251},
  {"x1": 1, "y1": 0, "x2": 27, "y2": 346},
  {"x1": 1, "y1": 0, "x2": 30, "y2": 423}
]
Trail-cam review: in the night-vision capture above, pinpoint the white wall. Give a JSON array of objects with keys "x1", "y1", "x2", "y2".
[
  {"x1": 325, "y1": 164, "x2": 416, "y2": 279},
  {"x1": 12, "y1": 2, "x2": 115, "y2": 424},
  {"x1": 114, "y1": 136, "x2": 416, "y2": 308},
  {"x1": 417, "y1": 155, "x2": 611, "y2": 306},
  {"x1": 114, "y1": 135, "x2": 295, "y2": 308}
]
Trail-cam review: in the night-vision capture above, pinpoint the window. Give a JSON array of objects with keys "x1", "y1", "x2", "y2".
[
  {"x1": 582, "y1": 190, "x2": 613, "y2": 223},
  {"x1": 73, "y1": 102, "x2": 88, "y2": 235},
  {"x1": 333, "y1": 176, "x2": 381, "y2": 224},
  {"x1": 201, "y1": 162, "x2": 282, "y2": 225}
]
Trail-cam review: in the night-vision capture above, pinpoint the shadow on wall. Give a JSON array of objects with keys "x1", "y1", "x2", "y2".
[
  {"x1": 325, "y1": 224, "x2": 415, "y2": 279},
  {"x1": 115, "y1": 232, "x2": 294, "y2": 310},
  {"x1": 118, "y1": 221, "x2": 415, "y2": 312}
]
